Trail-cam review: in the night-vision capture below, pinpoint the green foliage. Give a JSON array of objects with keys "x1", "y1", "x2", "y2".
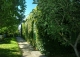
[
  {"x1": 21, "y1": 0, "x2": 80, "y2": 57},
  {"x1": 21, "y1": 6, "x2": 73, "y2": 56},
  {"x1": 0, "y1": 0, "x2": 26, "y2": 30},
  {"x1": 0, "y1": 37, "x2": 22, "y2": 57},
  {"x1": 0, "y1": 0, "x2": 26, "y2": 37}
]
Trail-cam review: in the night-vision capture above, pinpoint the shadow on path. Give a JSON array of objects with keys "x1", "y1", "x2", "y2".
[{"x1": 16, "y1": 37, "x2": 46, "y2": 57}]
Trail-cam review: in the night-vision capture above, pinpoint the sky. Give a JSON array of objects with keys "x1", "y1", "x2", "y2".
[
  {"x1": 24, "y1": 0, "x2": 37, "y2": 19},
  {"x1": 18, "y1": 0, "x2": 37, "y2": 29}
]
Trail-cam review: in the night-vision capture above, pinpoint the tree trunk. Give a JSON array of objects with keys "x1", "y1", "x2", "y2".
[{"x1": 73, "y1": 47, "x2": 80, "y2": 57}]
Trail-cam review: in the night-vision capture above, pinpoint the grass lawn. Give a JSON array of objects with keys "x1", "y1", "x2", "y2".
[{"x1": 0, "y1": 37, "x2": 22, "y2": 57}]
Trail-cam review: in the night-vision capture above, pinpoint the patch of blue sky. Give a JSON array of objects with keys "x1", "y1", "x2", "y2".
[{"x1": 24, "y1": 0, "x2": 37, "y2": 17}]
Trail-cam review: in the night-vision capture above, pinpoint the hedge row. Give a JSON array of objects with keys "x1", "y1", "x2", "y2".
[
  {"x1": 21, "y1": 6, "x2": 75, "y2": 56},
  {"x1": 21, "y1": 0, "x2": 80, "y2": 57}
]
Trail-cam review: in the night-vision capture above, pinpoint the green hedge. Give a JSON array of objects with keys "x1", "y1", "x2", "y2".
[
  {"x1": 21, "y1": 7, "x2": 74, "y2": 56},
  {"x1": 21, "y1": 0, "x2": 80, "y2": 56}
]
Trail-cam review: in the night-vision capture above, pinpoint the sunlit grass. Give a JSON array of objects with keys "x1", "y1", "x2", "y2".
[{"x1": 0, "y1": 37, "x2": 22, "y2": 57}]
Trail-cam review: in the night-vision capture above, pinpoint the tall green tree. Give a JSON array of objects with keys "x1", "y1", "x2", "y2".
[{"x1": 0, "y1": 0, "x2": 26, "y2": 33}]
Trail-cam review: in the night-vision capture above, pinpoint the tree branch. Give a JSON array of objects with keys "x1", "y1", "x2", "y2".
[
  {"x1": 59, "y1": 32, "x2": 74, "y2": 47},
  {"x1": 75, "y1": 33, "x2": 80, "y2": 47}
]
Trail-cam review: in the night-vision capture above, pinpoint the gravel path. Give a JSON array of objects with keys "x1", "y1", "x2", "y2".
[{"x1": 16, "y1": 37, "x2": 46, "y2": 57}]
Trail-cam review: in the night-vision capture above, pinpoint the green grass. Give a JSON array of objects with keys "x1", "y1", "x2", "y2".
[{"x1": 0, "y1": 37, "x2": 22, "y2": 57}]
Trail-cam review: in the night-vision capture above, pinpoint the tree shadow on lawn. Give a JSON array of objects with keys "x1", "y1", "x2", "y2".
[
  {"x1": 0, "y1": 37, "x2": 14, "y2": 44},
  {"x1": 0, "y1": 48, "x2": 21, "y2": 57}
]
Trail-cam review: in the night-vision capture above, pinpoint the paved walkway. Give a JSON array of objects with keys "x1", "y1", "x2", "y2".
[{"x1": 16, "y1": 37, "x2": 46, "y2": 57}]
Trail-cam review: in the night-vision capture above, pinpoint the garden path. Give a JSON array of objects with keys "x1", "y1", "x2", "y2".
[{"x1": 16, "y1": 37, "x2": 46, "y2": 57}]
